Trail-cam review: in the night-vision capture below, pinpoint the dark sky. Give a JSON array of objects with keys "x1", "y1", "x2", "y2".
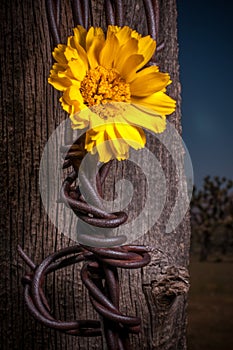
[{"x1": 177, "y1": 0, "x2": 233, "y2": 188}]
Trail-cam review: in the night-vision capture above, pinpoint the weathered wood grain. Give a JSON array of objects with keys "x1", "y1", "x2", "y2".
[{"x1": 0, "y1": 1, "x2": 190, "y2": 349}]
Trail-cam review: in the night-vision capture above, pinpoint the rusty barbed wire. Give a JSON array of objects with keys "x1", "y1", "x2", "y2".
[
  {"x1": 45, "y1": 0, "x2": 163, "y2": 52},
  {"x1": 59, "y1": 135, "x2": 129, "y2": 247},
  {"x1": 18, "y1": 244, "x2": 150, "y2": 349},
  {"x1": 19, "y1": 1, "x2": 163, "y2": 349}
]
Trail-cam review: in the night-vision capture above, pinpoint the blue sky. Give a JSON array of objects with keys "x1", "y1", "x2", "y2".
[{"x1": 177, "y1": 0, "x2": 233, "y2": 188}]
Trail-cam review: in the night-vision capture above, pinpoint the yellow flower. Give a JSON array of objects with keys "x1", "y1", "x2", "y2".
[{"x1": 48, "y1": 25, "x2": 176, "y2": 162}]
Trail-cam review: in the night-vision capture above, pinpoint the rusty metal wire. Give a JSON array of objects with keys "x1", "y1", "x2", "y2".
[
  {"x1": 61, "y1": 166, "x2": 128, "y2": 229},
  {"x1": 19, "y1": 1, "x2": 163, "y2": 349},
  {"x1": 46, "y1": 0, "x2": 61, "y2": 45},
  {"x1": 71, "y1": 0, "x2": 90, "y2": 28},
  {"x1": 18, "y1": 244, "x2": 150, "y2": 348},
  {"x1": 46, "y1": 0, "x2": 163, "y2": 43},
  {"x1": 59, "y1": 136, "x2": 128, "y2": 247}
]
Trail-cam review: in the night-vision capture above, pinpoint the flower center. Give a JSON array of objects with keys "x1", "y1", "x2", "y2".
[{"x1": 80, "y1": 66, "x2": 131, "y2": 107}]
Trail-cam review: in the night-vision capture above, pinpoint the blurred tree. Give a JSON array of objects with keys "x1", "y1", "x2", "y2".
[{"x1": 191, "y1": 176, "x2": 233, "y2": 261}]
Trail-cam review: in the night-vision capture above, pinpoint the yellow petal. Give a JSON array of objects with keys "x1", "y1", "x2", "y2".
[
  {"x1": 132, "y1": 91, "x2": 176, "y2": 115},
  {"x1": 97, "y1": 141, "x2": 115, "y2": 162},
  {"x1": 86, "y1": 125, "x2": 104, "y2": 140},
  {"x1": 64, "y1": 45, "x2": 80, "y2": 61},
  {"x1": 86, "y1": 27, "x2": 105, "y2": 50},
  {"x1": 70, "y1": 108, "x2": 89, "y2": 129},
  {"x1": 59, "y1": 95, "x2": 69, "y2": 113},
  {"x1": 108, "y1": 138, "x2": 129, "y2": 161},
  {"x1": 67, "y1": 36, "x2": 89, "y2": 71},
  {"x1": 85, "y1": 130, "x2": 95, "y2": 151},
  {"x1": 99, "y1": 31, "x2": 119, "y2": 69},
  {"x1": 57, "y1": 69, "x2": 80, "y2": 84},
  {"x1": 85, "y1": 123, "x2": 129, "y2": 162},
  {"x1": 113, "y1": 26, "x2": 133, "y2": 46},
  {"x1": 131, "y1": 29, "x2": 142, "y2": 41},
  {"x1": 48, "y1": 63, "x2": 71, "y2": 91},
  {"x1": 73, "y1": 25, "x2": 87, "y2": 49},
  {"x1": 86, "y1": 27, "x2": 105, "y2": 69},
  {"x1": 59, "y1": 94, "x2": 80, "y2": 114},
  {"x1": 137, "y1": 36, "x2": 156, "y2": 70},
  {"x1": 68, "y1": 58, "x2": 87, "y2": 81},
  {"x1": 107, "y1": 25, "x2": 120, "y2": 35},
  {"x1": 114, "y1": 38, "x2": 138, "y2": 73},
  {"x1": 51, "y1": 62, "x2": 67, "y2": 74},
  {"x1": 130, "y1": 71, "x2": 170, "y2": 96},
  {"x1": 122, "y1": 104, "x2": 167, "y2": 134},
  {"x1": 87, "y1": 111, "x2": 106, "y2": 130},
  {"x1": 68, "y1": 85, "x2": 83, "y2": 102},
  {"x1": 126, "y1": 64, "x2": 159, "y2": 83},
  {"x1": 52, "y1": 44, "x2": 67, "y2": 64},
  {"x1": 86, "y1": 128, "x2": 114, "y2": 163},
  {"x1": 120, "y1": 54, "x2": 144, "y2": 81},
  {"x1": 60, "y1": 86, "x2": 85, "y2": 115},
  {"x1": 114, "y1": 121, "x2": 146, "y2": 149},
  {"x1": 105, "y1": 124, "x2": 129, "y2": 157},
  {"x1": 48, "y1": 76, "x2": 71, "y2": 91}
]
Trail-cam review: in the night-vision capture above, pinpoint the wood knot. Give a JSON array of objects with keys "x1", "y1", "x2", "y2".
[{"x1": 151, "y1": 265, "x2": 190, "y2": 310}]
